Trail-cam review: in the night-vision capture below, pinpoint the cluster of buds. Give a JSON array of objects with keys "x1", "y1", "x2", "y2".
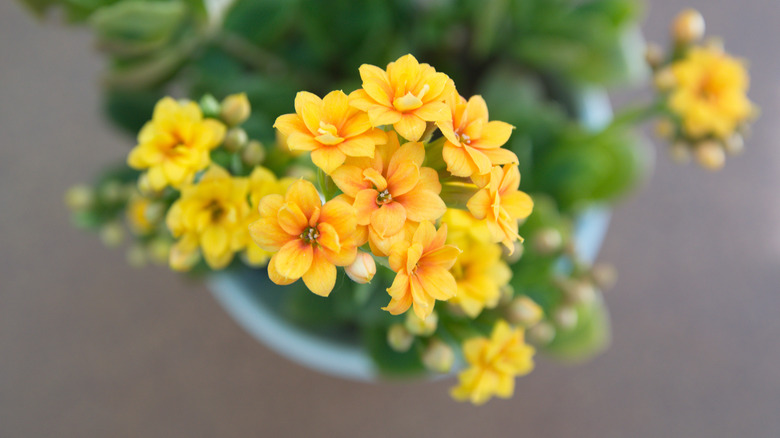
[{"x1": 647, "y1": 9, "x2": 757, "y2": 170}]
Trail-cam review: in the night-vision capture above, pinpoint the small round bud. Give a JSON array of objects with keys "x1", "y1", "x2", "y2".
[
  {"x1": 533, "y1": 228, "x2": 563, "y2": 255},
  {"x1": 507, "y1": 296, "x2": 543, "y2": 327},
  {"x1": 137, "y1": 174, "x2": 155, "y2": 196},
  {"x1": 241, "y1": 140, "x2": 266, "y2": 167},
  {"x1": 345, "y1": 251, "x2": 376, "y2": 284},
  {"x1": 653, "y1": 68, "x2": 677, "y2": 91},
  {"x1": 724, "y1": 133, "x2": 744, "y2": 156},
  {"x1": 672, "y1": 9, "x2": 705, "y2": 44},
  {"x1": 502, "y1": 241, "x2": 524, "y2": 263},
  {"x1": 220, "y1": 93, "x2": 251, "y2": 126},
  {"x1": 669, "y1": 141, "x2": 692, "y2": 164},
  {"x1": 644, "y1": 42, "x2": 665, "y2": 69},
  {"x1": 405, "y1": 310, "x2": 438, "y2": 336},
  {"x1": 169, "y1": 245, "x2": 200, "y2": 272},
  {"x1": 199, "y1": 94, "x2": 221, "y2": 119},
  {"x1": 527, "y1": 321, "x2": 556, "y2": 346},
  {"x1": 422, "y1": 339, "x2": 454, "y2": 374},
  {"x1": 100, "y1": 181, "x2": 125, "y2": 204},
  {"x1": 65, "y1": 184, "x2": 95, "y2": 211},
  {"x1": 591, "y1": 263, "x2": 617, "y2": 291},
  {"x1": 147, "y1": 238, "x2": 172, "y2": 265},
  {"x1": 499, "y1": 284, "x2": 514, "y2": 306},
  {"x1": 554, "y1": 306, "x2": 578, "y2": 331},
  {"x1": 143, "y1": 202, "x2": 166, "y2": 225},
  {"x1": 565, "y1": 280, "x2": 596, "y2": 305},
  {"x1": 286, "y1": 166, "x2": 316, "y2": 181},
  {"x1": 694, "y1": 141, "x2": 726, "y2": 171},
  {"x1": 126, "y1": 244, "x2": 147, "y2": 268},
  {"x1": 224, "y1": 128, "x2": 248, "y2": 153},
  {"x1": 654, "y1": 119, "x2": 675, "y2": 140},
  {"x1": 99, "y1": 221, "x2": 125, "y2": 248},
  {"x1": 387, "y1": 323, "x2": 414, "y2": 352}
]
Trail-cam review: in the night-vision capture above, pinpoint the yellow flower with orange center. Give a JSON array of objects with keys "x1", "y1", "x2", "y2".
[
  {"x1": 668, "y1": 46, "x2": 755, "y2": 139},
  {"x1": 350, "y1": 54, "x2": 455, "y2": 142},
  {"x1": 385, "y1": 221, "x2": 461, "y2": 320},
  {"x1": 451, "y1": 320, "x2": 535, "y2": 405},
  {"x1": 166, "y1": 166, "x2": 251, "y2": 270},
  {"x1": 128, "y1": 97, "x2": 226, "y2": 191},
  {"x1": 274, "y1": 90, "x2": 387, "y2": 174},
  {"x1": 436, "y1": 94, "x2": 518, "y2": 177},
  {"x1": 249, "y1": 180, "x2": 360, "y2": 296},
  {"x1": 467, "y1": 164, "x2": 533, "y2": 252},
  {"x1": 330, "y1": 131, "x2": 447, "y2": 256}
]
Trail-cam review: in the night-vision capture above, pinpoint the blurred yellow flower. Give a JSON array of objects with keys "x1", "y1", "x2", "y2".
[
  {"x1": 128, "y1": 97, "x2": 226, "y2": 191},
  {"x1": 350, "y1": 54, "x2": 454, "y2": 142},
  {"x1": 467, "y1": 164, "x2": 533, "y2": 252},
  {"x1": 274, "y1": 90, "x2": 387, "y2": 174},
  {"x1": 385, "y1": 221, "x2": 461, "y2": 320},
  {"x1": 451, "y1": 320, "x2": 535, "y2": 405},
  {"x1": 436, "y1": 94, "x2": 517, "y2": 177},
  {"x1": 126, "y1": 192, "x2": 158, "y2": 236},
  {"x1": 668, "y1": 46, "x2": 755, "y2": 139},
  {"x1": 166, "y1": 166, "x2": 251, "y2": 270},
  {"x1": 249, "y1": 180, "x2": 360, "y2": 296}
]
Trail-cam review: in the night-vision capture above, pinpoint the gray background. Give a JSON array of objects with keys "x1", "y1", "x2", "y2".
[{"x1": 2, "y1": 1, "x2": 779, "y2": 436}]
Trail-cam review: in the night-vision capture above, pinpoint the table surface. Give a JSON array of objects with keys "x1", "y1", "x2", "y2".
[{"x1": 2, "y1": 1, "x2": 779, "y2": 436}]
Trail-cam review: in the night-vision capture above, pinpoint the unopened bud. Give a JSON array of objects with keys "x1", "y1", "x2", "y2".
[
  {"x1": 99, "y1": 221, "x2": 125, "y2": 248},
  {"x1": 499, "y1": 284, "x2": 514, "y2": 306},
  {"x1": 224, "y1": 127, "x2": 248, "y2": 153},
  {"x1": 405, "y1": 310, "x2": 438, "y2": 336},
  {"x1": 286, "y1": 165, "x2": 316, "y2": 181},
  {"x1": 137, "y1": 174, "x2": 155, "y2": 196},
  {"x1": 533, "y1": 228, "x2": 563, "y2": 255},
  {"x1": 694, "y1": 141, "x2": 726, "y2": 171},
  {"x1": 724, "y1": 133, "x2": 744, "y2": 156},
  {"x1": 143, "y1": 202, "x2": 166, "y2": 224},
  {"x1": 147, "y1": 238, "x2": 172, "y2": 265},
  {"x1": 422, "y1": 339, "x2": 454, "y2": 373},
  {"x1": 565, "y1": 280, "x2": 597, "y2": 305},
  {"x1": 126, "y1": 244, "x2": 147, "y2": 268},
  {"x1": 65, "y1": 184, "x2": 95, "y2": 211},
  {"x1": 241, "y1": 140, "x2": 265, "y2": 166},
  {"x1": 169, "y1": 245, "x2": 200, "y2": 272},
  {"x1": 345, "y1": 251, "x2": 376, "y2": 284},
  {"x1": 672, "y1": 9, "x2": 705, "y2": 44},
  {"x1": 527, "y1": 321, "x2": 556, "y2": 346},
  {"x1": 199, "y1": 94, "x2": 221, "y2": 119},
  {"x1": 507, "y1": 296, "x2": 543, "y2": 327},
  {"x1": 653, "y1": 68, "x2": 677, "y2": 91},
  {"x1": 644, "y1": 42, "x2": 665, "y2": 69},
  {"x1": 100, "y1": 181, "x2": 125, "y2": 204},
  {"x1": 554, "y1": 306, "x2": 578, "y2": 331},
  {"x1": 220, "y1": 93, "x2": 251, "y2": 126},
  {"x1": 387, "y1": 323, "x2": 414, "y2": 352},
  {"x1": 591, "y1": 263, "x2": 617, "y2": 291},
  {"x1": 669, "y1": 141, "x2": 692, "y2": 164},
  {"x1": 655, "y1": 119, "x2": 675, "y2": 140}
]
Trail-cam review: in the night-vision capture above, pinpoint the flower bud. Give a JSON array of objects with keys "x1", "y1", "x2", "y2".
[
  {"x1": 126, "y1": 244, "x2": 147, "y2": 268},
  {"x1": 100, "y1": 180, "x2": 125, "y2": 204},
  {"x1": 241, "y1": 140, "x2": 266, "y2": 167},
  {"x1": 565, "y1": 280, "x2": 596, "y2": 305},
  {"x1": 527, "y1": 321, "x2": 555, "y2": 346},
  {"x1": 507, "y1": 296, "x2": 543, "y2": 327},
  {"x1": 224, "y1": 127, "x2": 248, "y2": 153},
  {"x1": 672, "y1": 9, "x2": 706, "y2": 44},
  {"x1": 199, "y1": 94, "x2": 221, "y2": 119},
  {"x1": 169, "y1": 244, "x2": 200, "y2": 272},
  {"x1": 694, "y1": 141, "x2": 726, "y2": 171},
  {"x1": 654, "y1": 119, "x2": 675, "y2": 140},
  {"x1": 669, "y1": 141, "x2": 692, "y2": 164},
  {"x1": 533, "y1": 228, "x2": 563, "y2": 255},
  {"x1": 143, "y1": 202, "x2": 166, "y2": 225},
  {"x1": 553, "y1": 306, "x2": 578, "y2": 331},
  {"x1": 345, "y1": 251, "x2": 376, "y2": 284},
  {"x1": 99, "y1": 221, "x2": 125, "y2": 248},
  {"x1": 405, "y1": 310, "x2": 438, "y2": 336},
  {"x1": 422, "y1": 339, "x2": 454, "y2": 374},
  {"x1": 644, "y1": 42, "x2": 665, "y2": 69},
  {"x1": 724, "y1": 133, "x2": 745, "y2": 156},
  {"x1": 591, "y1": 263, "x2": 617, "y2": 291},
  {"x1": 387, "y1": 323, "x2": 414, "y2": 352},
  {"x1": 65, "y1": 184, "x2": 95, "y2": 211},
  {"x1": 147, "y1": 238, "x2": 172, "y2": 265},
  {"x1": 220, "y1": 93, "x2": 251, "y2": 126},
  {"x1": 653, "y1": 68, "x2": 676, "y2": 91},
  {"x1": 499, "y1": 284, "x2": 514, "y2": 306}
]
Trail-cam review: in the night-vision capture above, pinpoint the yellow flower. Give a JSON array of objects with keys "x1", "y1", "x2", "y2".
[
  {"x1": 274, "y1": 90, "x2": 387, "y2": 174},
  {"x1": 350, "y1": 54, "x2": 455, "y2": 142},
  {"x1": 128, "y1": 97, "x2": 226, "y2": 191},
  {"x1": 451, "y1": 320, "x2": 535, "y2": 405},
  {"x1": 668, "y1": 46, "x2": 755, "y2": 139},
  {"x1": 248, "y1": 180, "x2": 360, "y2": 296},
  {"x1": 166, "y1": 166, "x2": 251, "y2": 270},
  {"x1": 243, "y1": 167, "x2": 296, "y2": 267},
  {"x1": 330, "y1": 131, "x2": 447, "y2": 256},
  {"x1": 436, "y1": 94, "x2": 518, "y2": 177},
  {"x1": 385, "y1": 221, "x2": 461, "y2": 320},
  {"x1": 126, "y1": 192, "x2": 158, "y2": 235},
  {"x1": 466, "y1": 164, "x2": 533, "y2": 252}
]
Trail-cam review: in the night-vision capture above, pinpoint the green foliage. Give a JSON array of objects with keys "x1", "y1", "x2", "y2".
[{"x1": 544, "y1": 296, "x2": 611, "y2": 362}]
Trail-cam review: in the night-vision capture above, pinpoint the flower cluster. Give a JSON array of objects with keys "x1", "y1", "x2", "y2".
[{"x1": 649, "y1": 9, "x2": 757, "y2": 170}]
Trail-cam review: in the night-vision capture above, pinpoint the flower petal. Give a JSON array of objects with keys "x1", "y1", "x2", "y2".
[
  {"x1": 274, "y1": 239, "x2": 313, "y2": 280},
  {"x1": 359, "y1": 64, "x2": 392, "y2": 106},
  {"x1": 410, "y1": 275, "x2": 435, "y2": 320},
  {"x1": 443, "y1": 144, "x2": 478, "y2": 177},
  {"x1": 277, "y1": 202, "x2": 308, "y2": 236},
  {"x1": 386, "y1": 161, "x2": 420, "y2": 197},
  {"x1": 286, "y1": 132, "x2": 320, "y2": 152},
  {"x1": 395, "y1": 188, "x2": 446, "y2": 222},
  {"x1": 501, "y1": 191, "x2": 534, "y2": 220},
  {"x1": 320, "y1": 198, "x2": 358, "y2": 238},
  {"x1": 370, "y1": 202, "x2": 407, "y2": 238},
  {"x1": 417, "y1": 265, "x2": 458, "y2": 301},
  {"x1": 338, "y1": 136, "x2": 375, "y2": 158},
  {"x1": 414, "y1": 101, "x2": 451, "y2": 123},
  {"x1": 311, "y1": 147, "x2": 346, "y2": 174},
  {"x1": 249, "y1": 218, "x2": 291, "y2": 251},
  {"x1": 322, "y1": 90, "x2": 350, "y2": 124},
  {"x1": 268, "y1": 254, "x2": 298, "y2": 286},
  {"x1": 316, "y1": 222, "x2": 341, "y2": 253},
  {"x1": 274, "y1": 113, "x2": 307, "y2": 136},
  {"x1": 477, "y1": 121, "x2": 514, "y2": 148},
  {"x1": 353, "y1": 189, "x2": 379, "y2": 226},
  {"x1": 464, "y1": 145, "x2": 493, "y2": 176},
  {"x1": 367, "y1": 106, "x2": 402, "y2": 127},
  {"x1": 285, "y1": 179, "x2": 322, "y2": 219},
  {"x1": 481, "y1": 147, "x2": 519, "y2": 166},
  {"x1": 331, "y1": 165, "x2": 369, "y2": 197},
  {"x1": 393, "y1": 114, "x2": 427, "y2": 142},
  {"x1": 383, "y1": 273, "x2": 412, "y2": 315},
  {"x1": 420, "y1": 245, "x2": 461, "y2": 270},
  {"x1": 295, "y1": 91, "x2": 323, "y2": 134},
  {"x1": 466, "y1": 189, "x2": 491, "y2": 220},
  {"x1": 388, "y1": 141, "x2": 425, "y2": 174},
  {"x1": 340, "y1": 112, "x2": 372, "y2": 138},
  {"x1": 302, "y1": 249, "x2": 337, "y2": 297}
]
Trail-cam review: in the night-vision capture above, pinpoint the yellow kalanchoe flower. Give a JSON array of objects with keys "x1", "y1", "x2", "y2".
[
  {"x1": 385, "y1": 221, "x2": 461, "y2": 320},
  {"x1": 274, "y1": 90, "x2": 387, "y2": 174},
  {"x1": 451, "y1": 320, "x2": 535, "y2": 405},
  {"x1": 166, "y1": 166, "x2": 252, "y2": 270},
  {"x1": 436, "y1": 94, "x2": 518, "y2": 177},
  {"x1": 330, "y1": 131, "x2": 447, "y2": 256},
  {"x1": 126, "y1": 192, "x2": 159, "y2": 236},
  {"x1": 243, "y1": 167, "x2": 296, "y2": 267},
  {"x1": 249, "y1": 180, "x2": 360, "y2": 296},
  {"x1": 128, "y1": 97, "x2": 226, "y2": 191},
  {"x1": 350, "y1": 54, "x2": 455, "y2": 142},
  {"x1": 467, "y1": 164, "x2": 534, "y2": 252},
  {"x1": 668, "y1": 46, "x2": 755, "y2": 140}
]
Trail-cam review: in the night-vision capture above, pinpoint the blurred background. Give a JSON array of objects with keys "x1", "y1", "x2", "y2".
[{"x1": 2, "y1": 0, "x2": 779, "y2": 436}]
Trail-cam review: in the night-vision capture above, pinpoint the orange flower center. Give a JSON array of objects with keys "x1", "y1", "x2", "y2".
[
  {"x1": 376, "y1": 189, "x2": 393, "y2": 205},
  {"x1": 458, "y1": 132, "x2": 472, "y2": 145},
  {"x1": 300, "y1": 226, "x2": 320, "y2": 244},
  {"x1": 315, "y1": 122, "x2": 343, "y2": 145}
]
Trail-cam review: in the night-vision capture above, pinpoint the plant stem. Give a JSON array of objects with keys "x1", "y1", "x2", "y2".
[{"x1": 609, "y1": 99, "x2": 666, "y2": 128}]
